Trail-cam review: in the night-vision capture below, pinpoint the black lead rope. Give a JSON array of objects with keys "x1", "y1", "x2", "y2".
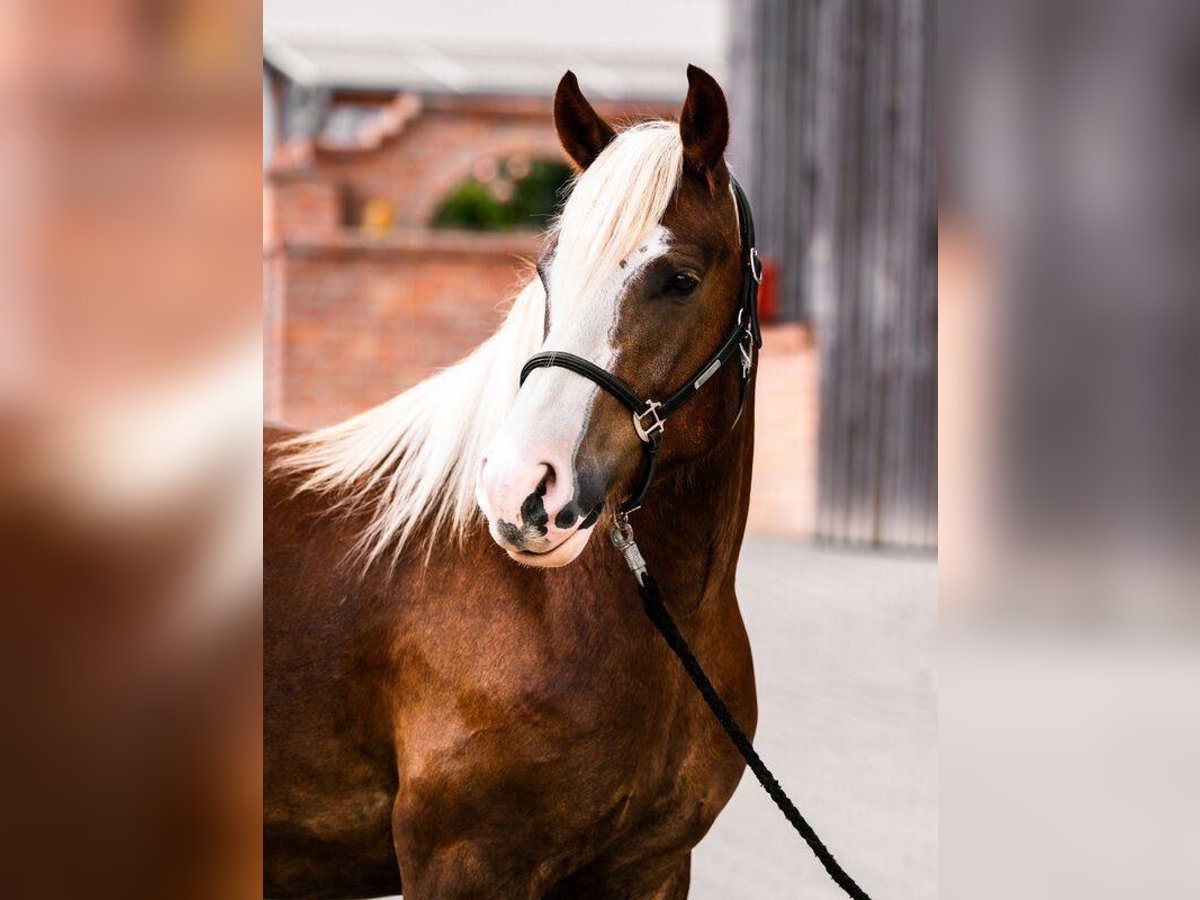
[
  {"x1": 644, "y1": 581, "x2": 872, "y2": 899},
  {"x1": 521, "y1": 177, "x2": 873, "y2": 899},
  {"x1": 613, "y1": 522, "x2": 873, "y2": 900}
]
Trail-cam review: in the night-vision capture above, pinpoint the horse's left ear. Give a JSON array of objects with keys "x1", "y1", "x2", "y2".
[{"x1": 679, "y1": 64, "x2": 729, "y2": 179}]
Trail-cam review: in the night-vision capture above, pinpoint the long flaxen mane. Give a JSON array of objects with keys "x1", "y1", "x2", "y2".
[{"x1": 273, "y1": 121, "x2": 685, "y2": 567}]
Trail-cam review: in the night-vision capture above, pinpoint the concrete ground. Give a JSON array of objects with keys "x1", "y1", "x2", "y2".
[{"x1": 691, "y1": 537, "x2": 937, "y2": 899}]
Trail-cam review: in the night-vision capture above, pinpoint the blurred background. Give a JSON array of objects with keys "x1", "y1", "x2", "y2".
[
  {"x1": 263, "y1": 2, "x2": 936, "y2": 898},
  {"x1": 0, "y1": 1, "x2": 262, "y2": 897},
  {"x1": 1, "y1": 0, "x2": 1193, "y2": 895},
  {"x1": 940, "y1": 1, "x2": 1200, "y2": 898}
]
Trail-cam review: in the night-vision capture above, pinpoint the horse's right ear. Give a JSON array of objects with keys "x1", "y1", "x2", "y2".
[
  {"x1": 679, "y1": 64, "x2": 729, "y2": 179},
  {"x1": 554, "y1": 71, "x2": 616, "y2": 171}
]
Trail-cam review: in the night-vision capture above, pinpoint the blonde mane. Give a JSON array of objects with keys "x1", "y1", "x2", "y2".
[{"x1": 273, "y1": 122, "x2": 685, "y2": 567}]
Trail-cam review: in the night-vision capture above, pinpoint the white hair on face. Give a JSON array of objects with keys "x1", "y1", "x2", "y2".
[
  {"x1": 272, "y1": 121, "x2": 684, "y2": 567},
  {"x1": 551, "y1": 122, "x2": 683, "y2": 317}
]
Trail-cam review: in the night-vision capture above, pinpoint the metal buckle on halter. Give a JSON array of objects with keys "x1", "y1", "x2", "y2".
[
  {"x1": 740, "y1": 330, "x2": 754, "y2": 379},
  {"x1": 749, "y1": 247, "x2": 764, "y2": 284},
  {"x1": 633, "y1": 400, "x2": 665, "y2": 443},
  {"x1": 734, "y1": 309, "x2": 755, "y2": 379}
]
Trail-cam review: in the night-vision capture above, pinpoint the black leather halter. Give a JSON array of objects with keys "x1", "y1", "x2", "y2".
[{"x1": 519, "y1": 177, "x2": 763, "y2": 515}]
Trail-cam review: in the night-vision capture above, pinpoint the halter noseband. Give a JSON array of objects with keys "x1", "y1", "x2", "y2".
[{"x1": 518, "y1": 177, "x2": 763, "y2": 516}]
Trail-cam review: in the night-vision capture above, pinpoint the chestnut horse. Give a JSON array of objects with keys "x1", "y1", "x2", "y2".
[{"x1": 266, "y1": 67, "x2": 758, "y2": 899}]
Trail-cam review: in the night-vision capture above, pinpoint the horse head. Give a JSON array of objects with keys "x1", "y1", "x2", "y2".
[{"x1": 478, "y1": 66, "x2": 749, "y2": 568}]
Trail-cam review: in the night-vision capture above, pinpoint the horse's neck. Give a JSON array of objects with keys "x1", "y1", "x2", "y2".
[{"x1": 634, "y1": 390, "x2": 756, "y2": 614}]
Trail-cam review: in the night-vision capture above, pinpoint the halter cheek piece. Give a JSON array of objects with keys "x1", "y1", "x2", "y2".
[{"x1": 518, "y1": 177, "x2": 763, "y2": 516}]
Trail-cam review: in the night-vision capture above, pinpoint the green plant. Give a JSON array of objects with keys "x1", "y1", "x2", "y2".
[{"x1": 431, "y1": 158, "x2": 573, "y2": 231}]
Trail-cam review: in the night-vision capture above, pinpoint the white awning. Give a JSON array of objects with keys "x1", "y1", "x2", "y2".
[{"x1": 263, "y1": 0, "x2": 726, "y2": 99}]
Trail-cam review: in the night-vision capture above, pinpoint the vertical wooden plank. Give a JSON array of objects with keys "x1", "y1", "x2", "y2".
[
  {"x1": 860, "y1": 0, "x2": 891, "y2": 545},
  {"x1": 824, "y1": 0, "x2": 855, "y2": 543},
  {"x1": 811, "y1": 0, "x2": 845, "y2": 543},
  {"x1": 882, "y1": 0, "x2": 917, "y2": 546},
  {"x1": 726, "y1": 0, "x2": 758, "y2": 197},
  {"x1": 918, "y1": 0, "x2": 939, "y2": 549},
  {"x1": 783, "y1": 0, "x2": 806, "y2": 323},
  {"x1": 889, "y1": 0, "x2": 909, "y2": 546},
  {"x1": 837, "y1": 0, "x2": 867, "y2": 544}
]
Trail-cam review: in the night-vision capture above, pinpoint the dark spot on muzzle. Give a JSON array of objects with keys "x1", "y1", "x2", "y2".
[
  {"x1": 554, "y1": 500, "x2": 603, "y2": 531},
  {"x1": 553, "y1": 461, "x2": 607, "y2": 530},
  {"x1": 496, "y1": 519, "x2": 523, "y2": 546},
  {"x1": 520, "y1": 488, "x2": 549, "y2": 536},
  {"x1": 553, "y1": 504, "x2": 577, "y2": 530}
]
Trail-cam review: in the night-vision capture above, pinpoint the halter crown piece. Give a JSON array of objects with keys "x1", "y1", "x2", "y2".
[{"x1": 519, "y1": 177, "x2": 763, "y2": 516}]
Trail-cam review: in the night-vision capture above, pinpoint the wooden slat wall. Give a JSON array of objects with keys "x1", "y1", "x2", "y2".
[{"x1": 730, "y1": 0, "x2": 937, "y2": 550}]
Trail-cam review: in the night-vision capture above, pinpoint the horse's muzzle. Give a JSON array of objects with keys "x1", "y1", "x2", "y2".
[{"x1": 477, "y1": 435, "x2": 600, "y2": 566}]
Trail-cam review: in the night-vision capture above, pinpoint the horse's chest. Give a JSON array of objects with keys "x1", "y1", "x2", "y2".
[{"x1": 392, "y1": 609, "x2": 740, "y2": 866}]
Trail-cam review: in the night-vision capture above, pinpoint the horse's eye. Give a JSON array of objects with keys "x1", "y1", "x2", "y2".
[{"x1": 668, "y1": 272, "x2": 700, "y2": 296}]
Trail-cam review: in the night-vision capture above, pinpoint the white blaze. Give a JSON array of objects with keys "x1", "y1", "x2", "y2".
[{"x1": 490, "y1": 227, "x2": 672, "y2": 485}]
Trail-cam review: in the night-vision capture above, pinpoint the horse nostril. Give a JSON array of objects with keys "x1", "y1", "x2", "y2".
[
  {"x1": 520, "y1": 488, "x2": 550, "y2": 534},
  {"x1": 554, "y1": 504, "x2": 579, "y2": 530},
  {"x1": 538, "y1": 462, "x2": 556, "y2": 496},
  {"x1": 520, "y1": 461, "x2": 575, "y2": 534}
]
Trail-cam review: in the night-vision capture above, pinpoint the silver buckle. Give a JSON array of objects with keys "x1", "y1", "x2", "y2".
[
  {"x1": 749, "y1": 247, "x2": 764, "y2": 284},
  {"x1": 633, "y1": 400, "x2": 665, "y2": 443},
  {"x1": 734, "y1": 308, "x2": 754, "y2": 378}
]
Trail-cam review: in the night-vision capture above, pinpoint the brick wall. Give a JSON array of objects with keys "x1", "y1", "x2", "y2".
[
  {"x1": 264, "y1": 94, "x2": 820, "y2": 538},
  {"x1": 747, "y1": 324, "x2": 819, "y2": 538},
  {"x1": 315, "y1": 107, "x2": 564, "y2": 229},
  {"x1": 272, "y1": 231, "x2": 538, "y2": 427},
  {"x1": 269, "y1": 94, "x2": 674, "y2": 234}
]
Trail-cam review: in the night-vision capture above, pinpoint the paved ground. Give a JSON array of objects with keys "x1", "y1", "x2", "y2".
[{"x1": 691, "y1": 538, "x2": 937, "y2": 899}]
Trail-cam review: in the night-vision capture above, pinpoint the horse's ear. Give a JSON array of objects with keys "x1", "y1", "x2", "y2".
[
  {"x1": 554, "y1": 71, "x2": 616, "y2": 171},
  {"x1": 679, "y1": 64, "x2": 729, "y2": 179}
]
